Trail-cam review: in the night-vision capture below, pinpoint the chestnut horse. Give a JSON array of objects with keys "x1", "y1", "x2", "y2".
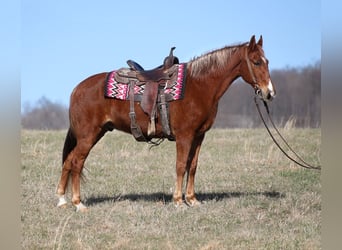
[{"x1": 56, "y1": 35, "x2": 276, "y2": 211}]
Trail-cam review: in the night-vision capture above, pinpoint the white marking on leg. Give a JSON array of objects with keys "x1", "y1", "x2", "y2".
[
  {"x1": 75, "y1": 202, "x2": 87, "y2": 212},
  {"x1": 57, "y1": 195, "x2": 68, "y2": 207}
]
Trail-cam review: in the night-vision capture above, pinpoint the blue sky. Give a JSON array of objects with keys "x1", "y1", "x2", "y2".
[{"x1": 21, "y1": 0, "x2": 320, "y2": 110}]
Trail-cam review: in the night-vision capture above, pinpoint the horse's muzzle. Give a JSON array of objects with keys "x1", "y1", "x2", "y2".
[{"x1": 255, "y1": 87, "x2": 275, "y2": 101}]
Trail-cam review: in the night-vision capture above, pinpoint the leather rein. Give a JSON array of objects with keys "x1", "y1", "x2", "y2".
[
  {"x1": 244, "y1": 46, "x2": 321, "y2": 171},
  {"x1": 254, "y1": 93, "x2": 321, "y2": 171}
]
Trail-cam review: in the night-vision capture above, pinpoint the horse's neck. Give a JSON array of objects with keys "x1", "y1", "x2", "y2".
[
  {"x1": 213, "y1": 57, "x2": 241, "y2": 102},
  {"x1": 189, "y1": 48, "x2": 242, "y2": 103}
]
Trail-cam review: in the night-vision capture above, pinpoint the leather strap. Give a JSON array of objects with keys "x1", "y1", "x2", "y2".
[
  {"x1": 129, "y1": 80, "x2": 146, "y2": 142},
  {"x1": 245, "y1": 47, "x2": 257, "y2": 85},
  {"x1": 159, "y1": 88, "x2": 174, "y2": 140}
]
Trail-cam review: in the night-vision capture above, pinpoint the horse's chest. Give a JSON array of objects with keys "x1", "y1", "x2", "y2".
[{"x1": 199, "y1": 105, "x2": 219, "y2": 132}]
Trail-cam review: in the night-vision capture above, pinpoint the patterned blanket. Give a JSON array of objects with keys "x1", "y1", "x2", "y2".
[{"x1": 104, "y1": 63, "x2": 186, "y2": 101}]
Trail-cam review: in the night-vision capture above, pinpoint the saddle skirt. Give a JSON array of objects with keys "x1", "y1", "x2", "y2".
[{"x1": 104, "y1": 63, "x2": 187, "y2": 102}]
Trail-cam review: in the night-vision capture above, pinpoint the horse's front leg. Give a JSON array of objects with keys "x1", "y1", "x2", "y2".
[
  {"x1": 173, "y1": 136, "x2": 194, "y2": 206},
  {"x1": 185, "y1": 134, "x2": 205, "y2": 206}
]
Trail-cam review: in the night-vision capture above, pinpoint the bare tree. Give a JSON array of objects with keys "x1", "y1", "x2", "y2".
[{"x1": 21, "y1": 97, "x2": 69, "y2": 130}]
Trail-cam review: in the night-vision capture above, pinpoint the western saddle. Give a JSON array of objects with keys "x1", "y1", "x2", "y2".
[{"x1": 114, "y1": 47, "x2": 180, "y2": 142}]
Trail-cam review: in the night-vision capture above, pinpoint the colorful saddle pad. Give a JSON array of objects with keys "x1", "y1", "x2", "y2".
[{"x1": 104, "y1": 63, "x2": 186, "y2": 101}]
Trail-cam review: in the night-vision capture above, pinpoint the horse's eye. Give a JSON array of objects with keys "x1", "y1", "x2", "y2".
[{"x1": 254, "y1": 61, "x2": 261, "y2": 66}]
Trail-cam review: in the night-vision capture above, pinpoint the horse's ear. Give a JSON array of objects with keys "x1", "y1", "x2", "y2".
[
  {"x1": 257, "y1": 35, "x2": 263, "y2": 47},
  {"x1": 248, "y1": 35, "x2": 256, "y2": 51}
]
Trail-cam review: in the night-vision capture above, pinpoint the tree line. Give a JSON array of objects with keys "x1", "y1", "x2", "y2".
[
  {"x1": 21, "y1": 62, "x2": 320, "y2": 130},
  {"x1": 214, "y1": 62, "x2": 320, "y2": 128},
  {"x1": 21, "y1": 97, "x2": 69, "y2": 130}
]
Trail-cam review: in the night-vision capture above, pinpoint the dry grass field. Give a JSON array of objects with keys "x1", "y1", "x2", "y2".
[{"x1": 21, "y1": 128, "x2": 321, "y2": 249}]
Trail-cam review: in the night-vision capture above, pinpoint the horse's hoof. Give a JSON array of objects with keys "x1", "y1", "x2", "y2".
[
  {"x1": 78, "y1": 207, "x2": 88, "y2": 213},
  {"x1": 57, "y1": 195, "x2": 68, "y2": 208},
  {"x1": 173, "y1": 198, "x2": 183, "y2": 208},
  {"x1": 75, "y1": 202, "x2": 88, "y2": 212},
  {"x1": 185, "y1": 197, "x2": 201, "y2": 207},
  {"x1": 57, "y1": 203, "x2": 68, "y2": 209}
]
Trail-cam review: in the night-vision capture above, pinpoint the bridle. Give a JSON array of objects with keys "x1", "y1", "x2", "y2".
[{"x1": 244, "y1": 47, "x2": 260, "y2": 95}]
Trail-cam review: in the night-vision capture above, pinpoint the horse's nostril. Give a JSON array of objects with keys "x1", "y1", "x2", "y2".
[{"x1": 267, "y1": 92, "x2": 272, "y2": 100}]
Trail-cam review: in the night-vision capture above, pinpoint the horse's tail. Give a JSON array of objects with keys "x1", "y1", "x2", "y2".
[{"x1": 62, "y1": 128, "x2": 77, "y2": 164}]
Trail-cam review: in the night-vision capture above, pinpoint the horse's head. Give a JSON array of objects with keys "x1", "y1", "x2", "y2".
[{"x1": 241, "y1": 35, "x2": 276, "y2": 101}]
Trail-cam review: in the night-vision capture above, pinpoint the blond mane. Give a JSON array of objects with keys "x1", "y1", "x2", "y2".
[{"x1": 189, "y1": 43, "x2": 247, "y2": 79}]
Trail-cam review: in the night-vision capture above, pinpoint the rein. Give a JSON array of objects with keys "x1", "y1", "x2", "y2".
[{"x1": 254, "y1": 96, "x2": 321, "y2": 171}]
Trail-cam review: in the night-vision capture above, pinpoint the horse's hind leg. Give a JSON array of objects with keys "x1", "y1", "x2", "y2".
[
  {"x1": 70, "y1": 131, "x2": 105, "y2": 212},
  {"x1": 69, "y1": 138, "x2": 92, "y2": 211},
  {"x1": 56, "y1": 156, "x2": 73, "y2": 207},
  {"x1": 57, "y1": 130, "x2": 76, "y2": 208},
  {"x1": 56, "y1": 140, "x2": 91, "y2": 210},
  {"x1": 57, "y1": 128, "x2": 105, "y2": 211}
]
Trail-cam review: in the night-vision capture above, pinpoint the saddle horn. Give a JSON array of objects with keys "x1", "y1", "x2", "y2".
[{"x1": 163, "y1": 47, "x2": 179, "y2": 69}]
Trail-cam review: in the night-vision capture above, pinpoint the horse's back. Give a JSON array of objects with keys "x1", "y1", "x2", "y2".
[
  {"x1": 71, "y1": 72, "x2": 108, "y2": 99},
  {"x1": 69, "y1": 72, "x2": 112, "y2": 128}
]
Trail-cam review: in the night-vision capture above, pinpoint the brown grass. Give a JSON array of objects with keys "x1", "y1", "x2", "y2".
[{"x1": 21, "y1": 128, "x2": 321, "y2": 249}]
